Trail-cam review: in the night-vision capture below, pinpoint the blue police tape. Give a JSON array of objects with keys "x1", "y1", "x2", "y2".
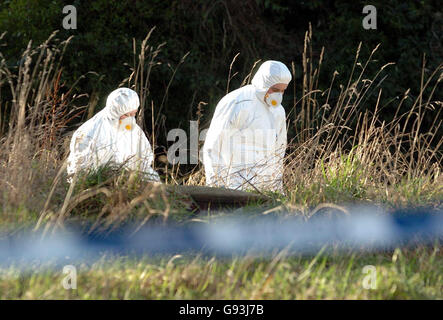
[{"x1": 0, "y1": 206, "x2": 442, "y2": 267}]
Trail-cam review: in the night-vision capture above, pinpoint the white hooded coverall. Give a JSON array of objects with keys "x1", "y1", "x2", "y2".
[
  {"x1": 67, "y1": 88, "x2": 160, "y2": 181},
  {"x1": 202, "y1": 61, "x2": 292, "y2": 192}
]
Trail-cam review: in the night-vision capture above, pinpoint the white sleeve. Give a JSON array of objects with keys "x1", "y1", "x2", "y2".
[
  {"x1": 274, "y1": 109, "x2": 287, "y2": 191},
  {"x1": 276, "y1": 114, "x2": 287, "y2": 160},
  {"x1": 229, "y1": 103, "x2": 254, "y2": 130},
  {"x1": 67, "y1": 130, "x2": 95, "y2": 176},
  {"x1": 124, "y1": 128, "x2": 160, "y2": 181},
  {"x1": 203, "y1": 101, "x2": 253, "y2": 186},
  {"x1": 204, "y1": 101, "x2": 251, "y2": 165}
]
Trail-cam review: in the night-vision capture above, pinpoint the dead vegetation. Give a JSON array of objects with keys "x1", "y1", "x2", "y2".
[{"x1": 0, "y1": 28, "x2": 441, "y2": 234}]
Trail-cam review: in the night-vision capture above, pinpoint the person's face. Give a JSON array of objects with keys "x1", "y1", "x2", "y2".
[
  {"x1": 266, "y1": 83, "x2": 288, "y2": 95},
  {"x1": 119, "y1": 109, "x2": 137, "y2": 120}
]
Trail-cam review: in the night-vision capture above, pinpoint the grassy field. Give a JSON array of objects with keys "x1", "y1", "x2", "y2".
[
  {"x1": 1, "y1": 247, "x2": 441, "y2": 299},
  {"x1": 0, "y1": 32, "x2": 442, "y2": 299}
]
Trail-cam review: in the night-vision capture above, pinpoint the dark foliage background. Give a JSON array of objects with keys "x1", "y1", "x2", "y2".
[{"x1": 0, "y1": 0, "x2": 441, "y2": 151}]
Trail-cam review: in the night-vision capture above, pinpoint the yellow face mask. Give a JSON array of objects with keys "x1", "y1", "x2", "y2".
[
  {"x1": 118, "y1": 117, "x2": 135, "y2": 131},
  {"x1": 265, "y1": 92, "x2": 283, "y2": 107}
]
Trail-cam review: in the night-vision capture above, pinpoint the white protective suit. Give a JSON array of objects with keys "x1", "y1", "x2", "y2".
[
  {"x1": 67, "y1": 88, "x2": 160, "y2": 181},
  {"x1": 202, "y1": 60, "x2": 292, "y2": 192}
]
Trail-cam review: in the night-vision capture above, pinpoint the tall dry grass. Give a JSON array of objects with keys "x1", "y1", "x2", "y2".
[
  {"x1": 0, "y1": 31, "x2": 87, "y2": 215},
  {"x1": 282, "y1": 26, "x2": 442, "y2": 209},
  {"x1": 0, "y1": 30, "x2": 191, "y2": 234},
  {"x1": 0, "y1": 28, "x2": 441, "y2": 234}
]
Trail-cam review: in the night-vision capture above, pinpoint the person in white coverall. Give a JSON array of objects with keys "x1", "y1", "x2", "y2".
[
  {"x1": 67, "y1": 87, "x2": 160, "y2": 182},
  {"x1": 202, "y1": 60, "x2": 292, "y2": 192}
]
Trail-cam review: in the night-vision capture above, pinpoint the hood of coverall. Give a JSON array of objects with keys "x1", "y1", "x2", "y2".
[
  {"x1": 251, "y1": 60, "x2": 292, "y2": 104},
  {"x1": 104, "y1": 87, "x2": 140, "y2": 121}
]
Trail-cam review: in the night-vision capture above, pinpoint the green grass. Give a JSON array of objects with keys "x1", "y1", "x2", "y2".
[
  {"x1": 0, "y1": 164, "x2": 441, "y2": 300},
  {"x1": 1, "y1": 246, "x2": 441, "y2": 299}
]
